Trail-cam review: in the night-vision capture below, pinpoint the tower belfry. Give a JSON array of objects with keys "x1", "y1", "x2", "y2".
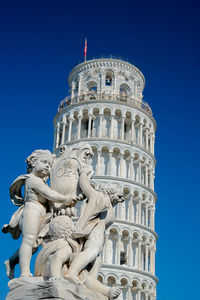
[{"x1": 53, "y1": 57, "x2": 158, "y2": 300}]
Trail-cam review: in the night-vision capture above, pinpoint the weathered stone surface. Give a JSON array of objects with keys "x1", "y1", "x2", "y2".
[{"x1": 6, "y1": 277, "x2": 108, "y2": 300}]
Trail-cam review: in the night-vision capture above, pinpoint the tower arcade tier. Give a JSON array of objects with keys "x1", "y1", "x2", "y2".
[{"x1": 53, "y1": 58, "x2": 158, "y2": 300}]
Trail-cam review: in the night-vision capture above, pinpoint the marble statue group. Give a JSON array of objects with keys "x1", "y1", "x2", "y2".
[{"x1": 3, "y1": 142, "x2": 124, "y2": 299}]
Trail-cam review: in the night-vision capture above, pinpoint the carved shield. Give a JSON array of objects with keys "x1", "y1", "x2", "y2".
[{"x1": 50, "y1": 152, "x2": 81, "y2": 197}]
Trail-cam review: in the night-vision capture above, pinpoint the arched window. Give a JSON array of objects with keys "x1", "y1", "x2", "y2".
[
  {"x1": 105, "y1": 71, "x2": 113, "y2": 86},
  {"x1": 87, "y1": 81, "x2": 97, "y2": 90},
  {"x1": 120, "y1": 83, "x2": 131, "y2": 95}
]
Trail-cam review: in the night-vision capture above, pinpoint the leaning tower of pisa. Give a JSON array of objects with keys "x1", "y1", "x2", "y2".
[{"x1": 53, "y1": 57, "x2": 158, "y2": 300}]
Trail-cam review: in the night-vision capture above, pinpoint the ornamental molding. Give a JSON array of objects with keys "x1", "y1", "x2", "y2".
[
  {"x1": 92, "y1": 176, "x2": 157, "y2": 200},
  {"x1": 68, "y1": 59, "x2": 145, "y2": 87},
  {"x1": 100, "y1": 264, "x2": 158, "y2": 283},
  {"x1": 54, "y1": 100, "x2": 157, "y2": 129},
  {"x1": 113, "y1": 220, "x2": 157, "y2": 240},
  {"x1": 54, "y1": 137, "x2": 156, "y2": 164},
  {"x1": 105, "y1": 223, "x2": 156, "y2": 242},
  {"x1": 63, "y1": 139, "x2": 156, "y2": 164}
]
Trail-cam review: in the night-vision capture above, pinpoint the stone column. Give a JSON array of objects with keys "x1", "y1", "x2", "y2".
[
  {"x1": 150, "y1": 170, "x2": 155, "y2": 190},
  {"x1": 137, "y1": 200, "x2": 141, "y2": 224},
  {"x1": 128, "y1": 198, "x2": 133, "y2": 222},
  {"x1": 145, "y1": 204, "x2": 149, "y2": 227},
  {"x1": 88, "y1": 114, "x2": 92, "y2": 138},
  {"x1": 78, "y1": 76, "x2": 82, "y2": 97},
  {"x1": 152, "y1": 135, "x2": 155, "y2": 155},
  {"x1": 68, "y1": 117, "x2": 73, "y2": 142},
  {"x1": 110, "y1": 113, "x2": 115, "y2": 139},
  {"x1": 77, "y1": 115, "x2": 82, "y2": 139},
  {"x1": 61, "y1": 115, "x2": 67, "y2": 145},
  {"x1": 118, "y1": 202, "x2": 122, "y2": 219},
  {"x1": 116, "y1": 234, "x2": 122, "y2": 265},
  {"x1": 145, "y1": 128, "x2": 149, "y2": 150},
  {"x1": 149, "y1": 132, "x2": 153, "y2": 153},
  {"x1": 131, "y1": 118, "x2": 136, "y2": 143},
  {"x1": 152, "y1": 208, "x2": 155, "y2": 231},
  {"x1": 108, "y1": 151, "x2": 113, "y2": 176},
  {"x1": 104, "y1": 233, "x2": 109, "y2": 264},
  {"x1": 121, "y1": 116, "x2": 125, "y2": 140},
  {"x1": 130, "y1": 156, "x2": 134, "y2": 180},
  {"x1": 97, "y1": 150, "x2": 101, "y2": 175},
  {"x1": 128, "y1": 236, "x2": 133, "y2": 267},
  {"x1": 71, "y1": 80, "x2": 75, "y2": 100},
  {"x1": 119, "y1": 153, "x2": 124, "y2": 177},
  {"x1": 138, "y1": 240, "x2": 142, "y2": 269},
  {"x1": 145, "y1": 293, "x2": 149, "y2": 300},
  {"x1": 153, "y1": 249, "x2": 156, "y2": 275},
  {"x1": 99, "y1": 113, "x2": 103, "y2": 138},
  {"x1": 145, "y1": 165, "x2": 149, "y2": 186},
  {"x1": 138, "y1": 161, "x2": 142, "y2": 183},
  {"x1": 150, "y1": 248, "x2": 154, "y2": 274},
  {"x1": 145, "y1": 245, "x2": 148, "y2": 272},
  {"x1": 135, "y1": 83, "x2": 138, "y2": 97},
  {"x1": 150, "y1": 169, "x2": 154, "y2": 189},
  {"x1": 127, "y1": 289, "x2": 132, "y2": 300},
  {"x1": 139, "y1": 123, "x2": 143, "y2": 147},
  {"x1": 149, "y1": 207, "x2": 153, "y2": 229},
  {"x1": 55, "y1": 122, "x2": 60, "y2": 148}
]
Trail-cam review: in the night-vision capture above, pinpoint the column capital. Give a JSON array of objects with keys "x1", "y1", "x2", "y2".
[
  {"x1": 61, "y1": 114, "x2": 67, "y2": 122},
  {"x1": 68, "y1": 116, "x2": 74, "y2": 121}
]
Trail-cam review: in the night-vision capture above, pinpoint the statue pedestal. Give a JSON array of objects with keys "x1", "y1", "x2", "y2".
[{"x1": 6, "y1": 277, "x2": 108, "y2": 300}]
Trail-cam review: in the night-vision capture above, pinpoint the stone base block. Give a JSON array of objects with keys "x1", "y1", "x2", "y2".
[{"x1": 6, "y1": 277, "x2": 108, "y2": 300}]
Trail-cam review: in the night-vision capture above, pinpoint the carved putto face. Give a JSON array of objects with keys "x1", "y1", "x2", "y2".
[{"x1": 32, "y1": 154, "x2": 53, "y2": 177}]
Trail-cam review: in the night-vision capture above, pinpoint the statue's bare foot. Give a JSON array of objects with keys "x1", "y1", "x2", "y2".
[
  {"x1": 108, "y1": 287, "x2": 121, "y2": 299},
  {"x1": 5, "y1": 260, "x2": 15, "y2": 280},
  {"x1": 64, "y1": 273, "x2": 81, "y2": 285},
  {"x1": 20, "y1": 272, "x2": 33, "y2": 277}
]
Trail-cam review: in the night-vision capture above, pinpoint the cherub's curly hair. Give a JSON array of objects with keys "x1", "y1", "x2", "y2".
[
  {"x1": 98, "y1": 183, "x2": 122, "y2": 196},
  {"x1": 49, "y1": 216, "x2": 74, "y2": 240},
  {"x1": 25, "y1": 150, "x2": 55, "y2": 173}
]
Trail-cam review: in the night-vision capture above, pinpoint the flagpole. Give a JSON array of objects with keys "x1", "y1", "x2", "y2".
[{"x1": 84, "y1": 38, "x2": 87, "y2": 62}]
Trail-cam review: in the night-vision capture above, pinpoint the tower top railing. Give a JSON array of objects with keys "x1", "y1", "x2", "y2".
[
  {"x1": 57, "y1": 91, "x2": 152, "y2": 115},
  {"x1": 76, "y1": 55, "x2": 134, "y2": 65}
]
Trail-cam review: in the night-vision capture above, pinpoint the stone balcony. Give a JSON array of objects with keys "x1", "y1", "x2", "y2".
[{"x1": 58, "y1": 92, "x2": 152, "y2": 116}]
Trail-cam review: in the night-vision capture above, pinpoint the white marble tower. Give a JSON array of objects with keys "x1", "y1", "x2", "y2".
[{"x1": 53, "y1": 58, "x2": 158, "y2": 300}]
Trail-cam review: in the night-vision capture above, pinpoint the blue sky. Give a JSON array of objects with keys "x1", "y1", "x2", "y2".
[{"x1": 0, "y1": 0, "x2": 200, "y2": 299}]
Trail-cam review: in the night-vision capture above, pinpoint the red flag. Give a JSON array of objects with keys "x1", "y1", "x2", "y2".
[{"x1": 84, "y1": 38, "x2": 87, "y2": 60}]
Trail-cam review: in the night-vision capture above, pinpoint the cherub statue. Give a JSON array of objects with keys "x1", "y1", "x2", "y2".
[
  {"x1": 65, "y1": 165, "x2": 124, "y2": 299},
  {"x1": 3, "y1": 150, "x2": 77, "y2": 279},
  {"x1": 35, "y1": 215, "x2": 81, "y2": 279}
]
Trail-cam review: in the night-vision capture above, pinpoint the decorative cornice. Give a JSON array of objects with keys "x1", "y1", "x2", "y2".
[
  {"x1": 54, "y1": 99, "x2": 157, "y2": 130},
  {"x1": 92, "y1": 175, "x2": 157, "y2": 200},
  {"x1": 113, "y1": 219, "x2": 158, "y2": 240},
  {"x1": 68, "y1": 58, "x2": 145, "y2": 88},
  {"x1": 100, "y1": 264, "x2": 158, "y2": 283},
  {"x1": 59, "y1": 138, "x2": 156, "y2": 164}
]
